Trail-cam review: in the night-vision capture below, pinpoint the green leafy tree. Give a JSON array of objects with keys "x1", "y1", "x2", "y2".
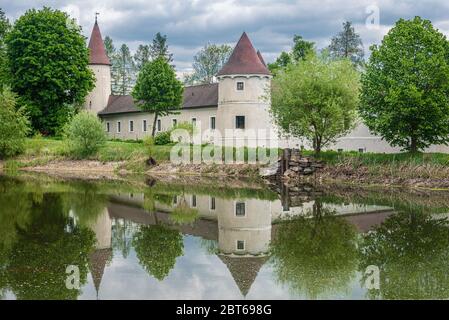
[
  {"x1": 184, "y1": 43, "x2": 232, "y2": 85},
  {"x1": 134, "y1": 44, "x2": 151, "y2": 71},
  {"x1": 328, "y1": 21, "x2": 364, "y2": 67},
  {"x1": 103, "y1": 36, "x2": 121, "y2": 94},
  {"x1": 270, "y1": 203, "x2": 358, "y2": 299},
  {"x1": 0, "y1": 87, "x2": 31, "y2": 158},
  {"x1": 359, "y1": 17, "x2": 449, "y2": 153},
  {"x1": 132, "y1": 57, "x2": 183, "y2": 137},
  {"x1": 6, "y1": 7, "x2": 94, "y2": 134},
  {"x1": 115, "y1": 44, "x2": 136, "y2": 95},
  {"x1": 133, "y1": 224, "x2": 184, "y2": 281},
  {"x1": 150, "y1": 32, "x2": 173, "y2": 63},
  {"x1": 0, "y1": 8, "x2": 10, "y2": 86},
  {"x1": 268, "y1": 35, "x2": 314, "y2": 74},
  {"x1": 63, "y1": 111, "x2": 106, "y2": 158},
  {"x1": 270, "y1": 54, "x2": 359, "y2": 154},
  {"x1": 103, "y1": 36, "x2": 115, "y2": 60},
  {"x1": 360, "y1": 211, "x2": 449, "y2": 299}
]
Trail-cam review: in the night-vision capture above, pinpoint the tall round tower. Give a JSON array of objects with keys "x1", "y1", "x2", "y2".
[
  {"x1": 84, "y1": 18, "x2": 111, "y2": 115},
  {"x1": 216, "y1": 33, "x2": 273, "y2": 148}
]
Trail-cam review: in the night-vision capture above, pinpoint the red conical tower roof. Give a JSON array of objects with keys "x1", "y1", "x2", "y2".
[
  {"x1": 217, "y1": 32, "x2": 270, "y2": 76},
  {"x1": 88, "y1": 20, "x2": 111, "y2": 65},
  {"x1": 257, "y1": 50, "x2": 267, "y2": 67}
]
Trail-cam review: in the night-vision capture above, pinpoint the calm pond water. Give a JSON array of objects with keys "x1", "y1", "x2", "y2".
[{"x1": 1, "y1": 173, "x2": 449, "y2": 300}]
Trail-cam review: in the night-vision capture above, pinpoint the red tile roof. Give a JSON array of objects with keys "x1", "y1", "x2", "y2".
[
  {"x1": 98, "y1": 83, "x2": 218, "y2": 115},
  {"x1": 257, "y1": 50, "x2": 267, "y2": 67},
  {"x1": 217, "y1": 32, "x2": 270, "y2": 76},
  {"x1": 88, "y1": 22, "x2": 111, "y2": 65}
]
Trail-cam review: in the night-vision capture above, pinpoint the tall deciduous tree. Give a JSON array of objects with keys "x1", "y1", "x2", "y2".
[
  {"x1": 115, "y1": 44, "x2": 135, "y2": 95},
  {"x1": 150, "y1": 32, "x2": 173, "y2": 63},
  {"x1": 184, "y1": 43, "x2": 232, "y2": 85},
  {"x1": 134, "y1": 44, "x2": 151, "y2": 71},
  {"x1": 268, "y1": 35, "x2": 314, "y2": 74},
  {"x1": 132, "y1": 57, "x2": 183, "y2": 137},
  {"x1": 0, "y1": 87, "x2": 30, "y2": 158},
  {"x1": 0, "y1": 8, "x2": 10, "y2": 86},
  {"x1": 6, "y1": 7, "x2": 94, "y2": 134},
  {"x1": 271, "y1": 54, "x2": 359, "y2": 154},
  {"x1": 103, "y1": 36, "x2": 119, "y2": 94},
  {"x1": 360, "y1": 17, "x2": 449, "y2": 153},
  {"x1": 329, "y1": 21, "x2": 364, "y2": 67}
]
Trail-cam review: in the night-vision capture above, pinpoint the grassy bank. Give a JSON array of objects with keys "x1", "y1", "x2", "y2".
[
  {"x1": 309, "y1": 150, "x2": 449, "y2": 188},
  {"x1": 2, "y1": 137, "x2": 449, "y2": 188}
]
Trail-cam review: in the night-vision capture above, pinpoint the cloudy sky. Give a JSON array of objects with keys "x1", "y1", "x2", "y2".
[{"x1": 2, "y1": 0, "x2": 449, "y2": 73}]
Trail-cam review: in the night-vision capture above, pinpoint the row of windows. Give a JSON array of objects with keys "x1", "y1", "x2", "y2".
[
  {"x1": 106, "y1": 116, "x2": 246, "y2": 133},
  {"x1": 172, "y1": 195, "x2": 246, "y2": 216}
]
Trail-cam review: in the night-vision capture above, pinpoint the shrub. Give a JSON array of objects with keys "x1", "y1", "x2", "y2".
[
  {"x1": 0, "y1": 87, "x2": 31, "y2": 158},
  {"x1": 154, "y1": 131, "x2": 172, "y2": 145},
  {"x1": 63, "y1": 111, "x2": 106, "y2": 158}
]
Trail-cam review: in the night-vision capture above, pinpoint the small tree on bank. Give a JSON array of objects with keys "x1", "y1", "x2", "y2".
[
  {"x1": 0, "y1": 87, "x2": 30, "y2": 158},
  {"x1": 270, "y1": 54, "x2": 359, "y2": 155},
  {"x1": 63, "y1": 111, "x2": 106, "y2": 158},
  {"x1": 360, "y1": 17, "x2": 449, "y2": 153},
  {"x1": 132, "y1": 58, "x2": 183, "y2": 137}
]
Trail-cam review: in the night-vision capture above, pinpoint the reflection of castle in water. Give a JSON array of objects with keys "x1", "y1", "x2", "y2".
[{"x1": 84, "y1": 188, "x2": 394, "y2": 298}]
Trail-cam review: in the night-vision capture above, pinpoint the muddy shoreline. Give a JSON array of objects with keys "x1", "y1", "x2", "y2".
[{"x1": 1, "y1": 159, "x2": 448, "y2": 191}]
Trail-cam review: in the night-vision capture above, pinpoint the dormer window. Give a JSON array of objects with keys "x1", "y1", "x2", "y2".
[{"x1": 236, "y1": 81, "x2": 244, "y2": 91}]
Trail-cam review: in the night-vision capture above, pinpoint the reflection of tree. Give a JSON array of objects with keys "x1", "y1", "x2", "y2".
[
  {"x1": 61, "y1": 183, "x2": 108, "y2": 227},
  {"x1": 270, "y1": 202, "x2": 358, "y2": 299},
  {"x1": 5, "y1": 193, "x2": 96, "y2": 300},
  {"x1": 359, "y1": 212, "x2": 449, "y2": 299},
  {"x1": 133, "y1": 224, "x2": 184, "y2": 281},
  {"x1": 170, "y1": 197, "x2": 199, "y2": 225},
  {"x1": 112, "y1": 219, "x2": 136, "y2": 259}
]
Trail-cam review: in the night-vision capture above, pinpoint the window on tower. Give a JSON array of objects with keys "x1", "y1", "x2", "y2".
[
  {"x1": 236, "y1": 116, "x2": 245, "y2": 129},
  {"x1": 237, "y1": 81, "x2": 244, "y2": 91}
]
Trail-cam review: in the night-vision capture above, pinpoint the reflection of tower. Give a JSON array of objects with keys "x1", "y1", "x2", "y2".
[
  {"x1": 216, "y1": 198, "x2": 271, "y2": 297},
  {"x1": 217, "y1": 199, "x2": 271, "y2": 255},
  {"x1": 87, "y1": 208, "x2": 112, "y2": 299}
]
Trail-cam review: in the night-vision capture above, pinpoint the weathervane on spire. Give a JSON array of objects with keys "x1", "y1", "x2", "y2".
[{"x1": 95, "y1": 12, "x2": 100, "y2": 23}]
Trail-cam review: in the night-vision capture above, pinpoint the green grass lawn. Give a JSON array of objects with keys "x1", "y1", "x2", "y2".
[
  {"x1": 303, "y1": 150, "x2": 449, "y2": 166},
  {"x1": 16, "y1": 137, "x2": 449, "y2": 170}
]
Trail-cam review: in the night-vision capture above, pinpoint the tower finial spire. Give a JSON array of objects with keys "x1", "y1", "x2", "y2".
[{"x1": 95, "y1": 12, "x2": 99, "y2": 23}]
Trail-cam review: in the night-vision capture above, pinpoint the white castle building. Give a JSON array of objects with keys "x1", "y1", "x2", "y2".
[{"x1": 85, "y1": 20, "x2": 449, "y2": 153}]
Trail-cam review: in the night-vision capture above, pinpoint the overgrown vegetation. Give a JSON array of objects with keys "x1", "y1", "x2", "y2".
[{"x1": 63, "y1": 111, "x2": 106, "y2": 158}]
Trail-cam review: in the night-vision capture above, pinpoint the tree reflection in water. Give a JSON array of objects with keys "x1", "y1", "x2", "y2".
[
  {"x1": 2, "y1": 192, "x2": 96, "y2": 300},
  {"x1": 359, "y1": 211, "x2": 449, "y2": 299},
  {"x1": 133, "y1": 224, "x2": 184, "y2": 281},
  {"x1": 270, "y1": 201, "x2": 359, "y2": 299}
]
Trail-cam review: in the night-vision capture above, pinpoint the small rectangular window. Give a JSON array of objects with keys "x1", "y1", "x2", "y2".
[
  {"x1": 192, "y1": 195, "x2": 197, "y2": 207},
  {"x1": 117, "y1": 121, "x2": 121, "y2": 133},
  {"x1": 106, "y1": 122, "x2": 110, "y2": 132},
  {"x1": 192, "y1": 118, "x2": 197, "y2": 127},
  {"x1": 172, "y1": 119, "x2": 177, "y2": 127},
  {"x1": 235, "y1": 202, "x2": 246, "y2": 217},
  {"x1": 129, "y1": 120, "x2": 134, "y2": 132},
  {"x1": 236, "y1": 116, "x2": 245, "y2": 129},
  {"x1": 237, "y1": 240, "x2": 245, "y2": 250},
  {"x1": 358, "y1": 148, "x2": 364, "y2": 153},
  {"x1": 210, "y1": 197, "x2": 216, "y2": 210},
  {"x1": 210, "y1": 117, "x2": 216, "y2": 130},
  {"x1": 173, "y1": 195, "x2": 177, "y2": 204},
  {"x1": 143, "y1": 120, "x2": 147, "y2": 132},
  {"x1": 237, "y1": 82, "x2": 244, "y2": 91},
  {"x1": 157, "y1": 119, "x2": 161, "y2": 131}
]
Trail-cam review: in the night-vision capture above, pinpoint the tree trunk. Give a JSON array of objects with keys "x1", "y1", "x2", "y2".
[
  {"x1": 151, "y1": 113, "x2": 158, "y2": 137},
  {"x1": 410, "y1": 136, "x2": 418, "y2": 153},
  {"x1": 314, "y1": 136, "x2": 322, "y2": 156}
]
